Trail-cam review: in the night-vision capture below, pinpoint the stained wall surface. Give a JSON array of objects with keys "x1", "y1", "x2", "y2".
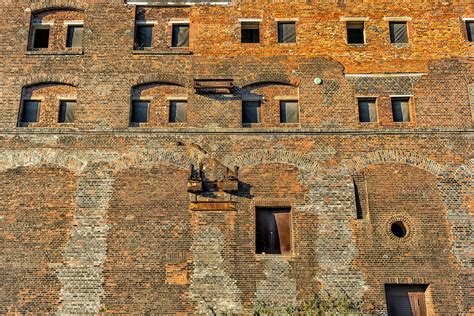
[{"x1": 0, "y1": 0, "x2": 472, "y2": 314}]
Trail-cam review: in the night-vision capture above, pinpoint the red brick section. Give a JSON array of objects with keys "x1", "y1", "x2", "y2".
[
  {"x1": 0, "y1": 0, "x2": 472, "y2": 314},
  {"x1": 0, "y1": 167, "x2": 76, "y2": 314},
  {"x1": 352, "y1": 164, "x2": 462, "y2": 312}
]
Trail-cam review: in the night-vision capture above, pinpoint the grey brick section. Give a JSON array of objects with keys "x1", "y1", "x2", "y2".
[
  {"x1": 57, "y1": 163, "x2": 112, "y2": 315},
  {"x1": 190, "y1": 225, "x2": 243, "y2": 314}
]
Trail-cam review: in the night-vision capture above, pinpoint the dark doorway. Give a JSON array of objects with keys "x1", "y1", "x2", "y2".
[
  {"x1": 256, "y1": 207, "x2": 291, "y2": 255},
  {"x1": 385, "y1": 284, "x2": 428, "y2": 316}
]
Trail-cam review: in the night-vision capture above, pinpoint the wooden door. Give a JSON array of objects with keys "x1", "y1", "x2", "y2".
[{"x1": 386, "y1": 285, "x2": 427, "y2": 316}]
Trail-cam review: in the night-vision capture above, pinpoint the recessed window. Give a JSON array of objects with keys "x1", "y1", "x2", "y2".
[
  {"x1": 20, "y1": 100, "x2": 40, "y2": 124},
  {"x1": 32, "y1": 27, "x2": 50, "y2": 48},
  {"x1": 135, "y1": 24, "x2": 153, "y2": 49},
  {"x1": 466, "y1": 21, "x2": 473, "y2": 42},
  {"x1": 169, "y1": 100, "x2": 187, "y2": 123},
  {"x1": 131, "y1": 100, "x2": 149, "y2": 124},
  {"x1": 242, "y1": 100, "x2": 261, "y2": 124},
  {"x1": 172, "y1": 24, "x2": 189, "y2": 48},
  {"x1": 278, "y1": 22, "x2": 296, "y2": 43},
  {"x1": 389, "y1": 22, "x2": 408, "y2": 44},
  {"x1": 256, "y1": 207, "x2": 291, "y2": 255},
  {"x1": 58, "y1": 100, "x2": 77, "y2": 123},
  {"x1": 241, "y1": 22, "x2": 260, "y2": 43},
  {"x1": 357, "y1": 98, "x2": 377, "y2": 123},
  {"x1": 385, "y1": 284, "x2": 428, "y2": 316},
  {"x1": 347, "y1": 21, "x2": 365, "y2": 44},
  {"x1": 391, "y1": 97, "x2": 411, "y2": 122},
  {"x1": 280, "y1": 100, "x2": 299, "y2": 123},
  {"x1": 391, "y1": 221, "x2": 407, "y2": 238},
  {"x1": 66, "y1": 25, "x2": 83, "y2": 48}
]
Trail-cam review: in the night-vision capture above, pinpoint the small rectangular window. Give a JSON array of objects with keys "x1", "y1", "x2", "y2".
[
  {"x1": 131, "y1": 101, "x2": 149, "y2": 124},
  {"x1": 278, "y1": 22, "x2": 296, "y2": 43},
  {"x1": 358, "y1": 98, "x2": 377, "y2": 123},
  {"x1": 58, "y1": 100, "x2": 77, "y2": 123},
  {"x1": 32, "y1": 27, "x2": 50, "y2": 48},
  {"x1": 280, "y1": 100, "x2": 299, "y2": 123},
  {"x1": 135, "y1": 25, "x2": 153, "y2": 49},
  {"x1": 169, "y1": 100, "x2": 187, "y2": 123},
  {"x1": 389, "y1": 22, "x2": 408, "y2": 44},
  {"x1": 256, "y1": 207, "x2": 291, "y2": 255},
  {"x1": 467, "y1": 21, "x2": 474, "y2": 42},
  {"x1": 347, "y1": 21, "x2": 365, "y2": 44},
  {"x1": 66, "y1": 25, "x2": 84, "y2": 48},
  {"x1": 391, "y1": 97, "x2": 411, "y2": 122},
  {"x1": 20, "y1": 100, "x2": 40, "y2": 124},
  {"x1": 241, "y1": 22, "x2": 260, "y2": 43},
  {"x1": 242, "y1": 100, "x2": 261, "y2": 124},
  {"x1": 385, "y1": 284, "x2": 428, "y2": 316},
  {"x1": 172, "y1": 24, "x2": 189, "y2": 48}
]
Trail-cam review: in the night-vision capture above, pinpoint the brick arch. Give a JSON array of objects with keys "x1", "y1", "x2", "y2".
[
  {"x1": 30, "y1": 1, "x2": 87, "y2": 13},
  {"x1": 451, "y1": 159, "x2": 474, "y2": 183},
  {"x1": 339, "y1": 150, "x2": 446, "y2": 176},
  {"x1": 0, "y1": 150, "x2": 86, "y2": 174},
  {"x1": 133, "y1": 73, "x2": 190, "y2": 88},
  {"x1": 239, "y1": 76, "x2": 295, "y2": 89},
  {"x1": 111, "y1": 148, "x2": 195, "y2": 173},
  {"x1": 221, "y1": 149, "x2": 320, "y2": 173},
  {"x1": 20, "y1": 76, "x2": 80, "y2": 88}
]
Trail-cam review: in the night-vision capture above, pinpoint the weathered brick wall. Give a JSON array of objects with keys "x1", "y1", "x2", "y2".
[{"x1": 0, "y1": 0, "x2": 472, "y2": 314}]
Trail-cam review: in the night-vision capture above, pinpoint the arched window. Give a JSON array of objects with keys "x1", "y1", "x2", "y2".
[
  {"x1": 240, "y1": 82, "x2": 299, "y2": 127},
  {"x1": 29, "y1": 9, "x2": 85, "y2": 52},
  {"x1": 19, "y1": 83, "x2": 78, "y2": 127},
  {"x1": 130, "y1": 83, "x2": 188, "y2": 127}
]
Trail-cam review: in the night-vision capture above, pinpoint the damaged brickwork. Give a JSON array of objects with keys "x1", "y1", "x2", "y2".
[{"x1": 0, "y1": 0, "x2": 473, "y2": 314}]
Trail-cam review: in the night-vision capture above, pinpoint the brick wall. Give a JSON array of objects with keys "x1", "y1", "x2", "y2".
[{"x1": 0, "y1": 0, "x2": 472, "y2": 314}]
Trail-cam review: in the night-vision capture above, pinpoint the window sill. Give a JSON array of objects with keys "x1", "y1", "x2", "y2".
[
  {"x1": 255, "y1": 253, "x2": 294, "y2": 261},
  {"x1": 132, "y1": 50, "x2": 192, "y2": 55},
  {"x1": 347, "y1": 43, "x2": 367, "y2": 47},
  {"x1": 390, "y1": 43, "x2": 410, "y2": 48},
  {"x1": 242, "y1": 123, "x2": 262, "y2": 127},
  {"x1": 26, "y1": 50, "x2": 84, "y2": 56}
]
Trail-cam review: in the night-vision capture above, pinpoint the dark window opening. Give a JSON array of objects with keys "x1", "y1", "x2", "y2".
[
  {"x1": 256, "y1": 207, "x2": 291, "y2": 255},
  {"x1": 389, "y1": 22, "x2": 408, "y2": 44},
  {"x1": 135, "y1": 25, "x2": 153, "y2": 49},
  {"x1": 241, "y1": 22, "x2": 260, "y2": 43},
  {"x1": 169, "y1": 100, "x2": 187, "y2": 123},
  {"x1": 280, "y1": 100, "x2": 299, "y2": 123},
  {"x1": 353, "y1": 179, "x2": 363, "y2": 219},
  {"x1": 278, "y1": 22, "x2": 296, "y2": 43},
  {"x1": 172, "y1": 24, "x2": 190, "y2": 48},
  {"x1": 58, "y1": 100, "x2": 77, "y2": 123},
  {"x1": 20, "y1": 100, "x2": 40, "y2": 124},
  {"x1": 391, "y1": 97, "x2": 411, "y2": 122},
  {"x1": 466, "y1": 21, "x2": 473, "y2": 42},
  {"x1": 33, "y1": 28, "x2": 50, "y2": 48},
  {"x1": 242, "y1": 100, "x2": 261, "y2": 124},
  {"x1": 385, "y1": 284, "x2": 428, "y2": 316},
  {"x1": 66, "y1": 25, "x2": 84, "y2": 48},
  {"x1": 131, "y1": 101, "x2": 149, "y2": 124},
  {"x1": 358, "y1": 98, "x2": 377, "y2": 123},
  {"x1": 347, "y1": 21, "x2": 365, "y2": 44},
  {"x1": 391, "y1": 221, "x2": 407, "y2": 238}
]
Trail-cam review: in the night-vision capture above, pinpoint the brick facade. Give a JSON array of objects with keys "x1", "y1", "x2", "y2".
[{"x1": 0, "y1": 0, "x2": 472, "y2": 314}]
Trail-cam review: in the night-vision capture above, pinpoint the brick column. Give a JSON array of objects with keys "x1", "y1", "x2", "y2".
[{"x1": 56, "y1": 163, "x2": 112, "y2": 314}]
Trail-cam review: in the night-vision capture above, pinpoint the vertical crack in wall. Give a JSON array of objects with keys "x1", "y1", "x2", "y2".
[
  {"x1": 190, "y1": 226, "x2": 243, "y2": 314},
  {"x1": 56, "y1": 164, "x2": 112, "y2": 315}
]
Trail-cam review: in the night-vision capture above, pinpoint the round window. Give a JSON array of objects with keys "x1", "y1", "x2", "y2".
[{"x1": 391, "y1": 221, "x2": 407, "y2": 238}]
